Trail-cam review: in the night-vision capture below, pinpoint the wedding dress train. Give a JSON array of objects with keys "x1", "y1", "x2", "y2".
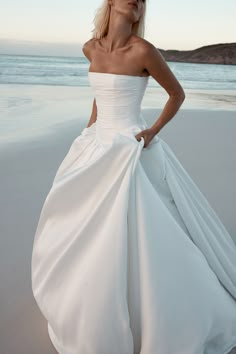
[{"x1": 31, "y1": 72, "x2": 236, "y2": 354}]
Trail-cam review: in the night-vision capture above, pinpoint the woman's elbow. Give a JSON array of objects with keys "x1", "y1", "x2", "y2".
[{"x1": 176, "y1": 89, "x2": 185, "y2": 103}]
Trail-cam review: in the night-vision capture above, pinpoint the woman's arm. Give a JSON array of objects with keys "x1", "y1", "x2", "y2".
[
  {"x1": 142, "y1": 42, "x2": 185, "y2": 135},
  {"x1": 82, "y1": 39, "x2": 97, "y2": 128}
]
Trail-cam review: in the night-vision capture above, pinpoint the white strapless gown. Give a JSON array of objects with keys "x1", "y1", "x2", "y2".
[{"x1": 31, "y1": 72, "x2": 236, "y2": 354}]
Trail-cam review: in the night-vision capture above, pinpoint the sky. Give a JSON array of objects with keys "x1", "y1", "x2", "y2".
[{"x1": 0, "y1": 0, "x2": 235, "y2": 55}]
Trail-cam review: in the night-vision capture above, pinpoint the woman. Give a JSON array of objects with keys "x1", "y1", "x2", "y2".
[
  {"x1": 83, "y1": 0, "x2": 185, "y2": 148},
  {"x1": 31, "y1": 1, "x2": 236, "y2": 353}
]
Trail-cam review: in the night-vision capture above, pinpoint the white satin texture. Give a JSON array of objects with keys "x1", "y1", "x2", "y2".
[{"x1": 31, "y1": 72, "x2": 236, "y2": 354}]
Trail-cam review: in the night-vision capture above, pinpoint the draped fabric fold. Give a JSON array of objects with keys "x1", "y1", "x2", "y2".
[{"x1": 160, "y1": 140, "x2": 236, "y2": 299}]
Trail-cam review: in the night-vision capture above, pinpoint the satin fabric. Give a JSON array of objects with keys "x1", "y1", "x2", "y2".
[{"x1": 31, "y1": 72, "x2": 236, "y2": 354}]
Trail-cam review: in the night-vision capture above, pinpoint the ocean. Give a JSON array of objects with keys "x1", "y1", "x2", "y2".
[
  {"x1": 1, "y1": 54, "x2": 236, "y2": 90},
  {"x1": 0, "y1": 54, "x2": 236, "y2": 145}
]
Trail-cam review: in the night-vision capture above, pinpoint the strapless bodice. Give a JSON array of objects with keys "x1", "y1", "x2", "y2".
[{"x1": 88, "y1": 72, "x2": 150, "y2": 143}]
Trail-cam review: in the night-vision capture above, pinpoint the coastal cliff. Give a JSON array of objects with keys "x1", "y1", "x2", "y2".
[{"x1": 159, "y1": 43, "x2": 236, "y2": 65}]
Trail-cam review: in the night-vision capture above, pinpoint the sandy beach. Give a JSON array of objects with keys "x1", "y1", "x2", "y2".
[
  {"x1": 1, "y1": 83, "x2": 236, "y2": 146},
  {"x1": 0, "y1": 87, "x2": 236, "y2": 353}
]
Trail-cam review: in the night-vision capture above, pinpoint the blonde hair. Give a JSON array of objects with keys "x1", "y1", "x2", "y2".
[{"x1": 91, "y1": 0, "x2": 147, "y2": 39}]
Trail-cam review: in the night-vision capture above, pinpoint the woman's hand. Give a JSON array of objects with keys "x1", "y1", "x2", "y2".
[{"x1": 135, "y1": 128, "x2": 157, "y2": 148}]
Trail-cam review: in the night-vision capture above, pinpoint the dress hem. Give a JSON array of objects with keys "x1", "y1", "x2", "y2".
[{"x1": 47, "y1": 322, "x2": 236, "y2": 354}]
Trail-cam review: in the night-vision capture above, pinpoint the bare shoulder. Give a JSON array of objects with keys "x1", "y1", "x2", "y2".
[
  {"x1": 133, "y1": 36, "x2": 164, "y2": 61},
  {"x1": 131, "y1": 36, "x2": 168, "y2": 70},
  {"x1": 82, "y1": 38, "x2": 97, "y2": 61},
  {"x1": 134, "y1": 36, "x2": 185, "y2": 97}
]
